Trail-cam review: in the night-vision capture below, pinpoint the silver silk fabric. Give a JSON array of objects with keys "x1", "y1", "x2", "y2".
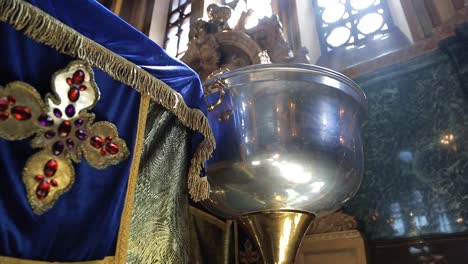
[{"x1": 126, "y1": 103, "x2": 191, "y2": 264}]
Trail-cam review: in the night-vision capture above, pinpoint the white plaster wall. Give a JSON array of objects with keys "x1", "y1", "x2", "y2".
[
  {"x1": 295, "y1": 0, "x2": 321, "y2": 63},
  {"x1": 387, "y1": 0, "x2": 414, "y2": 43},
  {"x1": 148, "y1": 0, "x2": 171, "y2": 46}
]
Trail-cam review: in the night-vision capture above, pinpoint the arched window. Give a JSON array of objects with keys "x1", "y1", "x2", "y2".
[
  {"x1": 164, "y1": 0, "x2": 192, "y2": 58},
  {"x1": 313, "y1": 0, "x2": 394, "y2": 52}
]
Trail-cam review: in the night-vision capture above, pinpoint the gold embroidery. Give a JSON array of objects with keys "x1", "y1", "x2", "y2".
[
  {"x1": 83, "y1": 121, "x2": 130, "y2": 169},
  {"x1": 0, "y1": 256, "x2": 115, "y2": 264},
  {"x1": 23, "y1": 150, "x2": 75, "y2": 215},
  {"x1": 0, "y1": 81, "x2": 45, "y2": 140},
  {"x1": 0, "y1": 61, "x2": 129, "y2": 215}
]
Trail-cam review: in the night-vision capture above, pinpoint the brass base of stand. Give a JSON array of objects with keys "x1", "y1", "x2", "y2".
[{"x1": 238, "y1": 211, "x2": 315, "y2": 264}]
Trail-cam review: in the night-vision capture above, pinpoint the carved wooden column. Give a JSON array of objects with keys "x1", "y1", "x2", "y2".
[{"x1": 97, "y1": 0, "x2": 156, "y2": 35}]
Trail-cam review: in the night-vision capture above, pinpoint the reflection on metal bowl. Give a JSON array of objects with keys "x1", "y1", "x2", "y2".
[{"x1": 203, "y1": 63, "x2": 367, "y2": 219}]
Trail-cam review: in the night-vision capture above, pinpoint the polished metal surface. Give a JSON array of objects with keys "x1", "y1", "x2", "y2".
[
  {"x1": 238, "y1": 211, "x2": 315, "y2": 264},
  {"x1": 203, "y1": 63, "x2": 367, "y2": 218}
]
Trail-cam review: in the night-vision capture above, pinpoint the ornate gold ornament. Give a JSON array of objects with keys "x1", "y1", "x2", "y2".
[
  {"x1": 0, "y1": 60, "x2": 129, "y2": 214},
  {"x1": 307, "y1": 211, "x2": 358, "y2": 234},
  {"x1": 239, "y1": 239, "x2": 260, "y2": 264}
]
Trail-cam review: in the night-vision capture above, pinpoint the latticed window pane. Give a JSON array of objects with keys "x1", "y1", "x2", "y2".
[
  {"x1": 164, "y1": 0, "x2": 192, "y2": 58},
  {"x1": 314, "y1": 0, "x2": 394, "y2": 52}
]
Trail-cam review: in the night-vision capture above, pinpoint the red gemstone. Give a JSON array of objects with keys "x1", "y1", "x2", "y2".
[
  {"x1": 101, "y1": 148, "x2": 107, "y2": 156},
  {"x1": 79, "y1": 85, "x2": 87, "y2": 91},
  {"x1": 105, "y1": 142, "x2": 119, "y2": 155},
  {"x1": 0, "y1": 112, "x2": 8, "y2": 121},
  {"x1": 0, "y1": 98, "x2": 8, "y2": 112},
  {"x1": 44, "y1": 159, "x2": 58, "y2": 177},
  {"x1": 11, "y1": 106, "x2": 32, "y2": 120},
  {"x1": 68, "y1": 88, "x2": 80, "y2": 102},
  {"x1": 105, "y1": 136, "x2": 113, "y2": 141},
  {"x1": 35, "y1": 175, "x2": 44, "y2": 181},
  {"x1": 90, "y1": 136, "x2": 104, "y2": 148},
  {"x1": 66, "y1": 77, "x2": 73, "y2": 85},
  {"x1": 36, "y1": 180, "x2": 51, "y2": 200},
  {"x1": 7, "y1": 95, "x2": 15, "y2": 105},
  {"x1": 58, "y1": 120, "x2": 71, "y2": 137},
  {"x1": 50, "y1": 179, "x2": 58, "y2": 187},
  {"x1": 72, "y1": 70, "x2": 85, "y2": 84}
]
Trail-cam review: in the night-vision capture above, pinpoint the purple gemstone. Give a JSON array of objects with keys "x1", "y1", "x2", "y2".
[
  {"x1": 74, "y1": 118, "x2": 84, "y2": 127},
  {"x1": 65, "y1": 104, "x2": 76, "y2": 118},
  {"x1": 53, "y1": 108, "x2": 62, "y2": 118},
  {"x1": 75, "y1": 129, "x2": 88, "y2": 141},
  {"x1": 52, "y1": 141, "x2": 64, "y2": 155},
  {"x1": 66, "y1": 139, "x2": 75, "y2": 149},
  {"x1": 44, "y1": 130, "x2": 56, "y2": 139},
  {"x1": 38, "y1": 114, "x2": 54, "y2": 126}
]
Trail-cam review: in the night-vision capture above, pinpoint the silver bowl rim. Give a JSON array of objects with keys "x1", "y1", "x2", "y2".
[{"x1": 204, "y1": 63, "x2": 368, "y2": 112}]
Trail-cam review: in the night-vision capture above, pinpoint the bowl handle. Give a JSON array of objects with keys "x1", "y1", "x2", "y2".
[{"x1": 204, "y1": 68, "x2": 230, "y2": 111}]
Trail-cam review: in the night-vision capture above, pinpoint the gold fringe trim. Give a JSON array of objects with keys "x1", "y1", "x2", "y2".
[
  {"x1": 114, "y1": 95, "x2": 150, "y2": 264},
  {"x1": 0, "y1": 0, "x2": 214, "y2": 201},
  {"x1": 0, "y1": 256, "x2": 114, "y2": 264}
]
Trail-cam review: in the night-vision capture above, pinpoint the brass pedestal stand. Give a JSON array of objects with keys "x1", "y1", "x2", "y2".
[{"x1": 238, "y1": 211, "x2": 315, "y2": 264}]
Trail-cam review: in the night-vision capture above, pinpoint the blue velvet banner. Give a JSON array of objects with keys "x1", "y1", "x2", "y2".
[{"x1": 0, "y1": 0, "x2": 206, "y2": 261}]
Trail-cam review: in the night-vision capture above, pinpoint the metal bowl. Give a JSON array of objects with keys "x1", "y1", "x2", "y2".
[{"x1": 203, "y1": 63, "x2": 367, "y2": 219}]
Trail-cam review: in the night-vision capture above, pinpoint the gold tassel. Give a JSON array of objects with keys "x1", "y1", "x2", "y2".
[{"x1": 0, "y1": 0, "x2": 215, "y2": 201}]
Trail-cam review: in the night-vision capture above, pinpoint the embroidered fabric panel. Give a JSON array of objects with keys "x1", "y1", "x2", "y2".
[
  {"x1": 126, "y1": 103, "x2": 191, "y2": 263},
  {"x1": 0, "y1": 61, "x2": 129, "y2": 215}
]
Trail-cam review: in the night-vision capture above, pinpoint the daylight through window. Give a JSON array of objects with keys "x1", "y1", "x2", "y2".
[
  {"x1": 225, "y1": 0, "x2": 273, "y2": 29},
  {"x1": 164, "y1": 0, "x2": 192, "y2": 58},
  {"x1": 313, "y1": 0, "x2": 394, "y2": 52}
]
